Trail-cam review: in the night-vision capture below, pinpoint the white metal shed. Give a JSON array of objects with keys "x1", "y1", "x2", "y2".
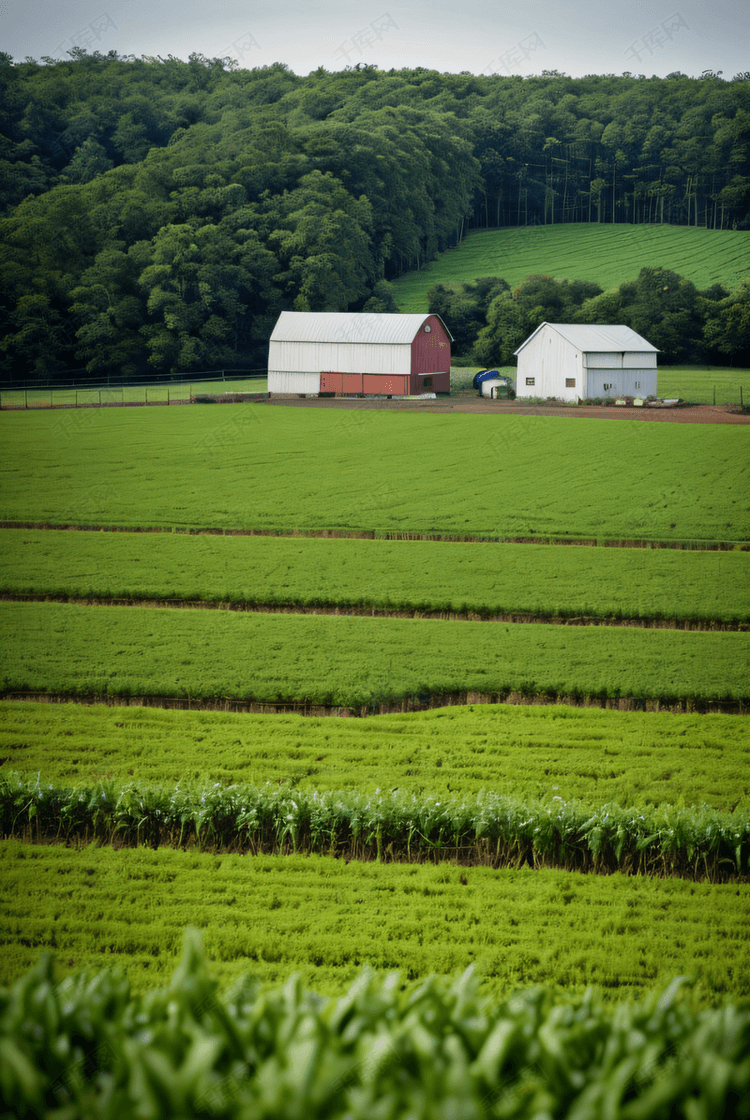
[
  {"x1": 268, "y1": 311, "x2": 452, "y2": 396},
  {"x1": 514, "y1": 323, "x2": 658, "y2": 402}
]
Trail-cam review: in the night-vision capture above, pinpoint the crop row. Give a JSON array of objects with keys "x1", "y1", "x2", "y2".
[
  {"x1": 3, "y1": 773, "x2": 749, "y2": 881},
  {"x1": 2, "y1": 529, "x2": 748, "y2": 624},
  {"x1": 3, "y1": 700, "x2": 747, "y2": 810},
  {"x1": 3, "y1": 927, "x2": 749, "y2": 1120},
  {"x1": 1, "y1": 408, "x2": 746, "y2": 542},
  {"x1": 2, "y1": 601, "x2": 748, "y2": 710},
  {"x1": 2, "y1": 844, "x2": 749, "y2": 1000}
]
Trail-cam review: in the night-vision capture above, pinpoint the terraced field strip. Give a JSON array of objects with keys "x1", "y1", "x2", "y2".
[
  {"x1": 1, "y1": 601, "x2": 747, "y2": 712},
  {"x1": 2, "y1": 408, "x2": 746, "y2": 543},
  {"x1": 392, "y1": 225, "x2": 750, "y2": 311},
  {"x1": 2, "y1": 529, "x2": 747, "y2": 626},
  {"x1": 3, "y1": 701, "x2": 746, "y2": 809},
  {"x1": 4, "y1": 700, "x2": 745, "y2": 808},
  {"x1": 1, "y1": 843, "x2": 748, "y2": 999}
]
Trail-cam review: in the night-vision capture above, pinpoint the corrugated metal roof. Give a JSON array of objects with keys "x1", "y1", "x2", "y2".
[
  {"x1": 269, "y1": 311, "x2": 452, "y2": 345},
  {"x1": 515, "y1": 323, "x2": 659, "y2": 355}
]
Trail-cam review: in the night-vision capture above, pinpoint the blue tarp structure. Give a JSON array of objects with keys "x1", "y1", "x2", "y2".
[{"x1": 473, "y1": 369, "x2": 505, "y2": 389}]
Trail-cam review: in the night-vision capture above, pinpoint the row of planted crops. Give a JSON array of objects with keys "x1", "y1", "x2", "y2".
[
  {"x1": 3, "y1": 775, "x2": 749, "y2": 880},
  {"x1": 1, "y1": 405, "x2": 749, "y2": 1117}
]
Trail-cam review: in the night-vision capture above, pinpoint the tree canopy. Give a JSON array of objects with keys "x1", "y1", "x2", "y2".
[{"x1": 0, "y1": 53, "x2": 748, "y2": 379}]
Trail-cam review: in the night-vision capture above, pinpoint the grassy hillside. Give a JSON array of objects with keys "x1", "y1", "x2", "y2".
[{"x1": 392, "y1": 225, "x2": 750, "y2": 312}]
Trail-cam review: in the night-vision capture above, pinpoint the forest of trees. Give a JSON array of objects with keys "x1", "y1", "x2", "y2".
[{"x1": 1, "y1": 51, "x2": 749, "y2": 381}]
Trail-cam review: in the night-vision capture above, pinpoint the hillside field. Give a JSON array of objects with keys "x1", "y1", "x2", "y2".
[{"x1": 392, "y1": 224, "x2": 750, "y2": 312}]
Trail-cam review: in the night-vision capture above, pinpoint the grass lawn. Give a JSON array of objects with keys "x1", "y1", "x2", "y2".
[{"x1": 0, "y1": 377, "x2": 268, "y2": 409}]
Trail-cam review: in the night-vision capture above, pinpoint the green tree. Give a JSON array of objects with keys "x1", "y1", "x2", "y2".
[{"x1": 702, "y1": 278, "x2": 750, "y2": 363}]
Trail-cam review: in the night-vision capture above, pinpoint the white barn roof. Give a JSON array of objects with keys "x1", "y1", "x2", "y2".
[
  {"x1": 270, "y1": 311, "x2": 453, "y2": 345},
  {"x1": 514, "y1": 323, "x2": 658, "y2": 355}
]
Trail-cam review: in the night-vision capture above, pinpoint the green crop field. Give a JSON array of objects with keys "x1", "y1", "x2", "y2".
[
  {"x1": 1, "y1": 407, "x2": 747, "y2": 542},
  {"x1": 2, "y1": 701, "x2": 747, "y2": 809},
  {"x1": 392, "y1": 225, "x2": 750, "y2": 312},
  {"x1": 2, "y1": 529, "x2": 748, "y2": 622},
  {"x1": 1, "y1": 843, "x2": 748, "y2": 1001},
  {"x1": 2, "y1": 601, "x2": 747, "y2": 707},
  {"x1": 0, "y1": 374, "x2": 747, "y2": 1083}
]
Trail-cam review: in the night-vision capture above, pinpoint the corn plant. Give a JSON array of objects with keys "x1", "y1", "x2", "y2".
[
  {"x1": 1, "y1": 930, "x2": 750, "y2": 1119},
  {"x1": 2, "y1": 774, "x2": 749, "y2": 881}
]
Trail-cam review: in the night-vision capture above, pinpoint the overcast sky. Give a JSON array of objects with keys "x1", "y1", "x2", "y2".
[{"x1": 2, "y1": 0, "x2": 748, "y2": 78}]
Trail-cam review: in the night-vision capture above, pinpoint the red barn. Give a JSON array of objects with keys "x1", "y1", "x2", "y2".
[{"x1": 268, "y1": 312, "x2": 452, "y2": 396}]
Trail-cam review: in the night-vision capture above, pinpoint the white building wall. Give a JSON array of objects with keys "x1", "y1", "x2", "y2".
[
  {"x1": 584, "y1": 367, "x2": 657, "y2": 398},
  {"x1": 584, "y1": 369, "x2": 624, "y2": 398},
  {"x1": 517, "y1": 325, "x2": 582, "y2": 402},
  {"x1": 268, "y1": 340, "x2": 410, "y2": 376},
  {"x1": 623, "y1": 352, "x2": 657, "y2": 369},
  {"x1": 585, "y1": 352, "x2": 624, "y2": 368},
  {"x1": 267, "y1": 371, "x2": 321, "y2": 394}
]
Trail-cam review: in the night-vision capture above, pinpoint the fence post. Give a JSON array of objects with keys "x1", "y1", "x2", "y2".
[
  {"x1": 25, "y1": 389, "x2": 27, "y2": 409},
  {"x1": 741, "y1": 386, "x2": 744, "y2": 408},
  {"x1": 713, "y1": 385, "x2": 716, "y2": 405}
]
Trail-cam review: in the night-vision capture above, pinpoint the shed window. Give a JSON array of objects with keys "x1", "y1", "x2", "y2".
[
  {"x1": 634, "y1": 381, "x2": 641, "y2": 389},
  {"x1": 525, "y1": 377, "x2": 535, "y2": 386},
  {"x1": 423, "y1": 376, "x2": 433, "y2": 389},
  {"x1": 565, "y1": 378, "x2": 576, "y2": 388}
]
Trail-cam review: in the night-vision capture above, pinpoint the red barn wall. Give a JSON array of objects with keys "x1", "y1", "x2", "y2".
[
  {"x1": 411, "y1": 315, "x2": 451, "y2": 373},
  {"x1": 363, "y1": 374, "x2": 409, "y2": 394}
]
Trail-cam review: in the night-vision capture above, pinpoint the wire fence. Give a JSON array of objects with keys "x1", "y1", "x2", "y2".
[{"x1": 0, "y1": 372, "x2": 269, "y2": 410}]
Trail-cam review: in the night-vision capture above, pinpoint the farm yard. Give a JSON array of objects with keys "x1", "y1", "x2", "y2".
[{"x1": 1, "y1": 397, "x2": 749, "y2": 1117}]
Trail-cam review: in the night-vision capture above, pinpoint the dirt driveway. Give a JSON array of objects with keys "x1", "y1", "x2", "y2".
[{"x1": 262, "y1": 389, "x2": 750, "y2": 423}]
